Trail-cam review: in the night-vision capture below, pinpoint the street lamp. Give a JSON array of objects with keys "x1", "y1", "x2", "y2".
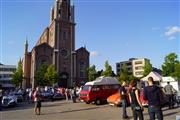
[{"x1": 71, "y1": 51, "x2": 76, "y2": 87}]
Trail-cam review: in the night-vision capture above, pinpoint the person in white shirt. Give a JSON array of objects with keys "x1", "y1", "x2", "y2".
[{"x1": 34, "y1": 87, "x2": 42, "y2": 115}]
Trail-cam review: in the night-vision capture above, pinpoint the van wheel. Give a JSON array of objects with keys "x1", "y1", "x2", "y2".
[
  {"x1": 95, "y1": 99, "x2": 101, "y2": 105},
  {"x1": 86, "y1": 101, "x2": 90, "y2": 104}
]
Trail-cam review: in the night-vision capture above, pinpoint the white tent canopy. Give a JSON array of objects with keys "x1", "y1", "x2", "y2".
[
  {"x1": 141, "y1": 71, "x2": 162, "y2": 81},
  {"x1": 161, "y1": 77, "x2": 180, "y2": 91},
  {"x1": 85, "y1": 76, "x2": 120, "y2": 86}
]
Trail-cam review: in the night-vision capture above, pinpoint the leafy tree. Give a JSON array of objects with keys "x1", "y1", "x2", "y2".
[
  {"x1": 143, "y1": 60, "x2": 153, "y2": 77},
  {"x1": 101, "y1": 60, "x2": 113, "y2": 77},
  {"x1": 44, "y1": 64, "x2": 58, "y2": 86},
  {"x1": 12, "y1": 59, "x2": 23, "y2": 87},
  {"x1": 118, "y1": 64, "x2": 129, "y2": 83},
  {"x1": 162, "y1": 53, "x2": 179, "y2": 76},
  {"x1": 35, "y1": 64, "x2": 48, "y2": 86},
  {"x1": 87, "y1": 65, "x2": 97, "y2": 81},
  {"x1": 173, "y1": 62, "x2": 180, "y2": 80}
]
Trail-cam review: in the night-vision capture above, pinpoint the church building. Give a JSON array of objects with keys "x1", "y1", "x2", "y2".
[{"x1": 22, "y1": 0, "x2": 89, "y2": 89}]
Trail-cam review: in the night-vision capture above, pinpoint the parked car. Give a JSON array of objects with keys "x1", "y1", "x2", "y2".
[
  {"x1": 107, "y1": 92, "x2": 130, "y2": 106},
  {"x1": 41, "y1": 91, "x2": 54, "y2": 101},
  {"x1": 139, "y1": 89, "x2": 148, "y2": 107},
  {"x1": 9, "y1": 92, "x2": 23, "y2": 102},
  {"x1": 174, "y1": 91, "x2": 180, "y2": 107},
  {"x1": 2, "y1": 95, "x2": 17, "y2": 107},
  {"x1": 51, "y1": 93, "x2": 65, "y2": 101}
]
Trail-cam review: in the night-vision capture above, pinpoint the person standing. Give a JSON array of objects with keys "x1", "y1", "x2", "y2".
[
  {"x1": 72, "y1": 87, "x2": 77, "y2": 103},
  {"x1": 164, "y1": 82, "x2": 177, "y2": 109},
  {"x1": 0, "y1": 85, "x2": 3, "y2": 111},
  {"x1": 65, "y1": 88, "x2": 69, "y2": 101},
  {"x1": 144, "y1": 77, "x2": 163, "y2": 120},
  {"x1": 120, "y1": 81, "x2": 129, "y2": 119},
  {"x1": 129, "y1": 80, "x2": 144, "y2": 120},
  {"x1": 34, "y1": 87, "x2": 42, "y2": 115}
]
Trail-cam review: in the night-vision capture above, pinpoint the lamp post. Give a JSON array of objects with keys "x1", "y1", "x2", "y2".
[{"x1": 71, "y1": 51, "x2": 76, "y2": 87}]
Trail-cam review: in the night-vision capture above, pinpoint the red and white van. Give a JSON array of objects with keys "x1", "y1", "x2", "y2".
[{"x1": 79, "y1": 77, "x2": 120, "y2": 105}]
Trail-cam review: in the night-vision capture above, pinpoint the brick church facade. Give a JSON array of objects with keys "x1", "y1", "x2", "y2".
[{"x1": 22, "y1": 0, "x2": 89, "y2": 89}]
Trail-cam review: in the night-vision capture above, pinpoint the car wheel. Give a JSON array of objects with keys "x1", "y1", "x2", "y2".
[
  {"x1": 95, "y1": 99, "x2": 101, "y2": 105},
  {"x1": 86, "y1": 101, "x2": 90, "y2": 104}
]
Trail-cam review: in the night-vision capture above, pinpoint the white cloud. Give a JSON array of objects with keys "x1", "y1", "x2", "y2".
[
  {"x1": 168, "y1": 36, "x2": 176, "y2": 40},
  {"x1": 90, "y1": 51, "x2": 100, "y2": 57},
  {"x1": 164, "y1": 26, "x2": 180, "y2": 37}
]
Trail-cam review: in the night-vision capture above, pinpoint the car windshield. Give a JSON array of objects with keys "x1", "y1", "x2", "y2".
[{"x1": 82, "y1": 85, "x2": 91, "y2": 91}]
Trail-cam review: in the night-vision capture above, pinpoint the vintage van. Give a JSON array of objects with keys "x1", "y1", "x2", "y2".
[{"x1": 79, "y1": 76, "x2": 120, "y2": 105}]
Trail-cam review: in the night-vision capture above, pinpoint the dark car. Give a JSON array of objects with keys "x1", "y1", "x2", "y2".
[
  {"x1": 9, "y1": 92, "x2": 23, "y2": 102},
  {"x1": 41, "y1": 91, "x2": 54, "y2": 101},
  {"x1": 51, "y1": 93, "x2": 65, "y2": 101}
]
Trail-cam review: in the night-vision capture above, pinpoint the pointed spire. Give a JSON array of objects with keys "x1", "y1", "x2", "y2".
[
  {"x1": 25, "y1": 36, "x2": 28, "y2": 45},
  {"x1": 25, "y1": 36, "x2": 28, "y2": 53}
]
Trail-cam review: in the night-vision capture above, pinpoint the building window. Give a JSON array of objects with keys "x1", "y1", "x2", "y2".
[
  {"x1": 135, "y1": 71, "x2": 143, "y2": 75},
  {"x1": 79, "y1": 61, "x2": 86, "y2": 78},
  {"x1": 63, "y1": 31, "x2": 68, "y2": 40},
  {"x1": 135, "y1": 66, "x2": 143, "y2": 70},
  {"x1": 135, "y1": 61, "x2": 143, "y2": 65}
]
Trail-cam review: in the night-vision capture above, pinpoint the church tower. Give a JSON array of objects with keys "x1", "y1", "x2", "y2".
[
  {"x1": 49, "y1": 0, "x2": 76, "y2": 87},
  {"x1": 22, "y1": 38, "x2": 31, "y2": 89}
]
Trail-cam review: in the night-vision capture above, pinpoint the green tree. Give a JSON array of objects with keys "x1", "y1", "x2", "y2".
[
  {"x1": 173, "y1": 62, "x2": 180, "y2": 80},
  {"x1": 162, "y1": 53, "x2": 179, "y2": 76},
  {"x1": 143, "y1": 60, "x2": 153, "y2": 77},
  {"x1": 101, "y1": 60, "x2": 113, "y2": 77},
  {"x1": 44, "y1": 64, "x2": 58, "y2": 86},
  {"x1": 118, "y1": 64, "x2": 129, "y2": 83},
  {"x1": 87, "y1": 65, "x2": 97, "y2": 81},
  {"x1": 35, "y1": 64, "x2": 48, "y2": 86},
  {"x1": 12, "y1": 59, "x2": 23, "y2": 87}
]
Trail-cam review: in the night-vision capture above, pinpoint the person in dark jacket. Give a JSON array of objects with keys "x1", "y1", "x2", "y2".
[
  {"x1": 144, "y1": 77, "x2": 163, "y2": 120},
  {"x1": 120, "y1": 81, "x2": 129, "y2": 119},
  {"x1": 129, "y1": 80, "x2": 144, "y2": 120}
]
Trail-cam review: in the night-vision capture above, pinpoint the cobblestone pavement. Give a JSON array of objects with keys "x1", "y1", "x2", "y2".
[{"x1": 1, "y1": 100, "x2": 180, "y2": 120}]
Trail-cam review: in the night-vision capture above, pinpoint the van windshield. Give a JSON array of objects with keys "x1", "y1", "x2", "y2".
[{"x1": 82, "y1": 85, "x2": 91, "y2": 91}]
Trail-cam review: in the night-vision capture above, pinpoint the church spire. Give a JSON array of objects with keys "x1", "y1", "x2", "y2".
[{"x1": 25, "y1": 37, "x2": 28, "y2": 54}]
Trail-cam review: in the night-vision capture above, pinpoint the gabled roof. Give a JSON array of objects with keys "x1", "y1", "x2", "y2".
[
  {"x1": 141, "y1": 71, "x2": 162, "y2": 81},
  {"x1": 33, "y1": 42, "x2": 53, "y2": 50},
  {"x1": 85, "y1": 76, "x2": 120, "y2": 85},
  {"x1": 76, "y1": 47, "x2": 89, "y2": 54}
]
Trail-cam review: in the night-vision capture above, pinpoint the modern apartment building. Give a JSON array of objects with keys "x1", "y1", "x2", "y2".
[
  {"x1": 116, "y1": 58, "x2": 136, "y2": 74},
  {"x1": 132, "y1": 58, "x2": 150, "y2": 78},
  {"x1": 116, "y1": 58, "x2": 150, "y2": 78},
  {"x1": 0, "y1": 63, "x2": 16, "y2": 87}
]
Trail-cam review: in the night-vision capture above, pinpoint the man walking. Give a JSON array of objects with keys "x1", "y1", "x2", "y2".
[
  {"x1": 144, "y1": 77, "x2": 163, "y2": 120},
  {"x1": 164, "y1": 82, "x2": 176, "y2": 109},
  {"x1": 120, "y1": 81, "x2": 129, "y2": 119}
]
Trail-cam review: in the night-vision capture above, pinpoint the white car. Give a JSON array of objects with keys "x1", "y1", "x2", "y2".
[{"x1": 2, "y1": 95, "x2": 17, "y2": 107}]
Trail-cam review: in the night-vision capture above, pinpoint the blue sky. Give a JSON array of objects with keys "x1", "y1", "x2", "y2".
[{"x1": 0, "y1": 0, "x2": 180, "y2": 72}]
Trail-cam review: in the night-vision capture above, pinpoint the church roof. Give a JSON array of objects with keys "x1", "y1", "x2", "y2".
[
  {"x1": 33, "y1": 42, "x2": 53, "y2": 50},
  {"x1": 76, "y1": 47, "x2": 89, "y2": 54}
]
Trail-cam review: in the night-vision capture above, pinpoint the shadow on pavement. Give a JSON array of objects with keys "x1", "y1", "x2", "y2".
[
  {"x1": 45, "y1": 105, "x2": 109, "y2": 115},
  {"x1": 164, "y1": 111, "x2": 179, "y2": 117},
  {"x1": 1, "y1": 102, "x2": 34, "y2": 112}
]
